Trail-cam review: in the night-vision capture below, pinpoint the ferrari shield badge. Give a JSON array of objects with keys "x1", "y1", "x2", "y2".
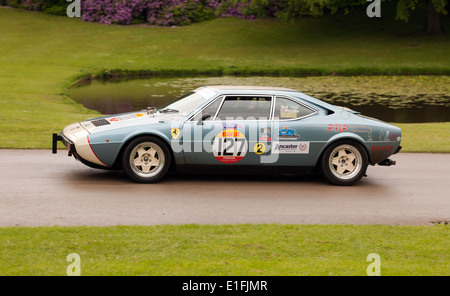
[{"x1": 171, "y1": 128, "x2": 181, "y2": 140}]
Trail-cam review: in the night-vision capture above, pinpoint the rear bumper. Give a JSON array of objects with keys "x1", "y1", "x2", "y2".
[{"x1": 394, "y1": 145, "x2": 402, "y2": 154}]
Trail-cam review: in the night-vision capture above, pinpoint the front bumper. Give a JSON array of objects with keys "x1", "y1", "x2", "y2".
[
  {"x1": 52, "y1": 132, "x2": 109, "y2": 170},
  {"x1": 53, "y1": 132, "x2": 74, "y2": 154}
]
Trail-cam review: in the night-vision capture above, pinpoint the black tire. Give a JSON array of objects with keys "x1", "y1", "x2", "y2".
[
  {"x1": 320, "y1": 140, "x2": 368, "y2": 186},
  {"x1": 122, "y1": 136, "x2": 171, "y2": 183}
]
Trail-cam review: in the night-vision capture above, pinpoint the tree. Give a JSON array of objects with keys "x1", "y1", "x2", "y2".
[
  {"x1": 396, "y1": 0, "x2": 448, "y2": 34},
  {"x1": 240, "y1": 0, "x2": 448, "y2": 35}
]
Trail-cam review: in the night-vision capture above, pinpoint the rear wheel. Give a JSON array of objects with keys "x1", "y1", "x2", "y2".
[
  {"x1": 122, "y1": 136, "x2": 171, "y2": 183},
  {"x1": 320, "y1": 140, "x2": 368, "y2": 186}
]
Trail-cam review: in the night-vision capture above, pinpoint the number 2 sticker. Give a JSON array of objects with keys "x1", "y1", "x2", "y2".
[{"x1": 254, "y1": 143, "x2": 266, "y2": 155}]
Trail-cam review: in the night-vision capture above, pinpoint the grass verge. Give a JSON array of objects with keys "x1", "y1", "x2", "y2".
[
  {"x1": 1, "y1": 224, "x2": 449, "y2": 276},
  {"x1": 395, "y1": 123, "x2": 450, "y2": 153}
]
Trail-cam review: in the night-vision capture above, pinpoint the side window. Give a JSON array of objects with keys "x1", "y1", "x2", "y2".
[
  {"x1": 273, "y1": 97, "x2": 316, "y2": 120},
  {"x1": 191, "y1": 96, "x2": 223, "y2": 122},
  {"x1": 215, "y1": 96, "x2": 272, "y2": 120}
]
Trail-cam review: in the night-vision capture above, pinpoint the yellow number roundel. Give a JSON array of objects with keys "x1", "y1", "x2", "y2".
[{"x1": 254, "y1": 143, "x2": 266, "y2": 155}]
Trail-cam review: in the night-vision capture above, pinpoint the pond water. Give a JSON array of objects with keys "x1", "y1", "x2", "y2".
[{"x1": 68, "y1": 76, "x2": 450, "y2": 123}]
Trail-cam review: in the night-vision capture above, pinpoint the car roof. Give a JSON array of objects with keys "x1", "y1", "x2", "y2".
[
  {"x1": 202, "y1": 85, "x2": 298, "y2": 92},
  {"x1": 196, "y1": 85, "x2": 339, "y2": 113}
]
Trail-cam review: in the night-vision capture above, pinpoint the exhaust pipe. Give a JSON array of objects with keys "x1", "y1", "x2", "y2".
[{"x1": 378, "y1": 159, "x2": 396, "y2": 166}]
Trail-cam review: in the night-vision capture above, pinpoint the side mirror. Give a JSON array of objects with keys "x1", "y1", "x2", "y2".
[{"x1": 197, "y1": 113, "x2": 211, "y2": 125}]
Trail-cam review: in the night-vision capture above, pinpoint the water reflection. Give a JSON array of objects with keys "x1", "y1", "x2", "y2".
[{"x1": 68, "y1": 76, "x2": 450, "y2": 123}]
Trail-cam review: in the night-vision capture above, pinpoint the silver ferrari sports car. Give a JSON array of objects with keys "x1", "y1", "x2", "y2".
[{"x1": 53, "y1": 86, "x2": 401, "y2": 185}]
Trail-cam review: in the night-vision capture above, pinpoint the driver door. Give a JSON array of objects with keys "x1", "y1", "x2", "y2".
[{"x1": 182, "y1": 95, "x2": 273, "y2": 166}]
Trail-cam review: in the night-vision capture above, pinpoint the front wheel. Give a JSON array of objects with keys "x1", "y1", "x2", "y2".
[
  {"x1": 122, "y1": 136, "x2": 171, "y2": 183},
  {"x1": 320, "y1": 140, "x2": 368, "y2": 186}
]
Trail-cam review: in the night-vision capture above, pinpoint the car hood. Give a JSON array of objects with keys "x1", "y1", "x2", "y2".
[{"x1": 79, "y1": 111, "x2": 177, "y2": 134}]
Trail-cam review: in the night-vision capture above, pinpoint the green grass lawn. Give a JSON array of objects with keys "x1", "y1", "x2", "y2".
[
  {"x1": 0, "y1": 8, "x2": 449, "y2": 151},
  {"x1": 0, "y1": 224, "x2": 450, "y2": 276},
  {"x1": 1, "y1": 224, "x2": 448, "y2": 276}
]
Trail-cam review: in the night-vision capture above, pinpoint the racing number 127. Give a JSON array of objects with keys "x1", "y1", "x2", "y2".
[{"x1": 216, "y1": 137, "x2": 246, "y2": 156}]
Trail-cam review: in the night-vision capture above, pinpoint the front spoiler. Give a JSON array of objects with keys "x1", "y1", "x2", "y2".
[{"x1": 52, "y1": 132, "x2": 111, "y2": 170}]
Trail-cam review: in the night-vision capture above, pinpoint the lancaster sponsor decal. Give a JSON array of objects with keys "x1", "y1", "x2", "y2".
[
  {"x1": 271, "y1": 141, "x2": 310, "y2": 154},
  {"x1": 371, "y1": 146, "x2": 393, "y2": 152},
  {"x1": 276, "y1": 127, "x2": 300, "y2": 140},
  {"x1": 212, "y1": 129, "x2": 248, "y2": 163}
]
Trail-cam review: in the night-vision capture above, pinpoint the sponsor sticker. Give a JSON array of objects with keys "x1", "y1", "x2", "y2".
[
  {"x1": 222, "y1": 123, "x2": 243, "y2": 130},
  {"x1": 259, "y1": 127, "x2": 271, "y2": 141},
  {"x1": 328, "y1": 124, "x2": 349, "y2": 132},
  {"x1": 371, "y1": 146, "x2": 393, "y2": 152},
  {"x1": 117, "y1": 114, "x2": 137, "y2": 121},
  {"x1": 107, "y1": 114, "x2": 141, "y2": 123},
  {"x1": 280, "y1": 106, "x2": 299, "y2": 119},
  {"x1": 276, "y1": 127, "x2": 300, "y2": 140},
  {"x1": 260, "y1": 127, "x2": 271, "y2": 135},
  {"x1": 350, "y1": 125, "x2": 372, "y2": 133},
  {"x1": 272, "y1": 141, "x2": 310, "y2": 154},
  {"x1": 212, "y1": 129, "x2": 248, "y2": 163}
]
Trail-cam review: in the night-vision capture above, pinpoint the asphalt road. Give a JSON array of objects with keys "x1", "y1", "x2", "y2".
[{"x1": 0, "y1": 150, "x2": 449, "y2": 226}]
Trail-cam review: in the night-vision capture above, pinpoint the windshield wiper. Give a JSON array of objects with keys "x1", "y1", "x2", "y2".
[{"x1": 159, "y1": 108, "x2": 179, "y2": 113}]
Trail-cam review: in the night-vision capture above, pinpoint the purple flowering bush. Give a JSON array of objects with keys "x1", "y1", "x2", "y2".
[
  {"x1": 145, "y1": 0, "x2": 220, "y2": 26},
  {"x1": 80, "y1": 0, "x2": 264, "y2": 26},
  {"x1": 81, "y1": 0, "x2": 148, "y2": 25},
  {"x1": 1, "y1": 0, "x2": 270, "y2": 26}
]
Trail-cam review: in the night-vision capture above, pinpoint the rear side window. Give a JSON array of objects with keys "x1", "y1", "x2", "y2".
[
  {"x1": 273, "y1": 97, "x2": 316, "y2": 120},
  {"x1": 215, "y1": 96, "x2": 272, "y2": 120}
]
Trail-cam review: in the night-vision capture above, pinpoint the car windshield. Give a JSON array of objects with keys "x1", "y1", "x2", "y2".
[{"x1": 156, "y1": 88, "x2": 215, "y2": 117}]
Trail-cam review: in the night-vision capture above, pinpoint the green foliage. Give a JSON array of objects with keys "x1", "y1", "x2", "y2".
[
  {"x1": 396, "y1": 0, "x2": 448, "y2": 22},
  {"x1": 1, "y1": 0, "x2": 68, "y2": 15},
  {"x1": 233, "y1": 0, "x2": 448, "y2": 26}
]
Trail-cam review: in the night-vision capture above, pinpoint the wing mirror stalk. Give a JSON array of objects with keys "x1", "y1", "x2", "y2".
[{"x1": 197, "y1": 114, "x2": 211, "y2": 125}]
